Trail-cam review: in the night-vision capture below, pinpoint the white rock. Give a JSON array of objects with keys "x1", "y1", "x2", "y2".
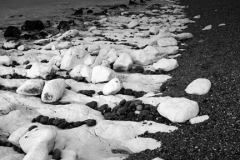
[
  {"x1": 92, "y1": 30, "x2": 103, "y2": 36},
  {"x1": 157, "y1": 37, "x2": 178, "y2": 47},
  {"x1": 41, "y1": 41, "x2": 59, "y2": 50},
  {"x1": 88, "y1": 44, "x2": 100, "y2": 53},
  {"x1": 0, "y1": 154, "x2": 25, "y2": 160},
  {"x1": 55, "y1": 41, "x2": 72, "y2": 50},
  {"x1": 149, "y1": 32, "x2": 174, "y2": 45},
  {"x1": 80, "y1": 66, "x2": 92, "y2": 82},
  {"x1": 56, "y1": 29, "x2": 79, "y2": 41},
  {"x1": 48, "y1": 56, "x2": 62, "y2": 67},
  {"x1": 2, "y1": 39, "x2": 20, "y2": 50},
  {"x1": 190, "y1": 115, "x2": 209, "y2": 124},
  {"x1": 153, "y1": 58, "x2": 179, "y2": 72},
  {"x1": 107, "y1": 48, "x2": 118, "y2": 64},
  {"x1": 144, "y1": 46, "x2": 159, "y2": 56},
  {"x1": 99, "y1": 18, "x2": 108, "y2": 24},
  {"x1": 69, "y1": 65, "x2": 86, "y2": 77},
  {"x1": 0, "y1": 56, "x2": 12, "y2": 66},
  {"x1": 218, "y1": 23, "x2": 226, "y2": 26},
  {"x1": 130, "y1": 50, "x2": 149, "y2": 65},
  {"x1": 33, "y1": 39, "x2": 51, "y2": 45},
  {"x1": 0, "y1": 97, "x2": 16, "y2": 116},
  {"x1": 175, "y1": 33, "x2": 193, "y2": 40},
  {"x1": 101, "y1": 60, "x2": 111, "y2": 68},
  {"x1": 88, "y1": 26, "x2": 97, "y2": 32},
  {"x1": 158, "y1": 97, "x2": 199, "y2": 123},
  {"x1": 149, "y1": 26, "x2": 159, "y2": 35},
  {"x1": 61, "y1": 150, "x2": 77, "y2": 160},
  {"x1": 41, "y1": 79, "x2": 66, "y2": 103},
  {"x1": 185, "y1": 78, "x2": 211, "y2": 95},
  {"x1": 53, "y1": 137, "x2": 66, "y2": 150},
  {"x1": 157, "y1": 46, "x2": 179, "y2": 55},
  {"x1": 0, "y1": 66, "x2": 14, "y2": 75},
  {"x1": 113, "y1": 53, "x2": 133, "y2": 71},
  {"x1": 8, "y1": 126, "x2": 31, "y2": 146},
  {"x1": 91, "y1": 66, "x2": 116, "y2": 83},
  {"x1": 202, "y1": 25, "x2": 212, "y2": 30},
  {"x1": 16, "y1": 79, "x2": 45, "y2": 96},
  {"x1": 103, "y1": 78, "x2": 123, "y2": 95},
  {"x1": 127, "y1": 20, "x2": 139, "y2": 29},
  {"x1": 17, "y1": 44, "x2": 29, "y2": 51},
  {"x1": 193, "y1": 15, "x2": 201, "y2": 19},
  {"x1": 60, "y1": 46, "x2": 93, "y2": 70},
  {"x1": 27, "y1": 62, "x2": 54, "y2": 79}
]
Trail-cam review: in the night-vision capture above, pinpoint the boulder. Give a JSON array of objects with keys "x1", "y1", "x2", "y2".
[
  {"x1": 175, "y1": 33, "x2": 193, "y2": 40},
  {"x1": 107, "y1": 48, "x2": 118, "y2": 64},
  {"x1": 27, "y1": 62, "x2": 54, "y2": 79},
  {"x1": 80, "y1": 66, "x2": 93, "y2": 82},
  {"x1": 88, "y1": 44, "x2": 100, "y2": 53},
  {"x1": 156, "y1": 46, "x2": 179, "y2": 55},
  {"x1": 130, "y1": 50, "x2": 155, "y2": 66},
  {"x1": 69, "y1": 65, "x2": 86, "y2": 77},
  {"x1": 16, "y1": 79, "x2": 45, "y2": 96},
  {"x1": 55, "y1": 41, "x2": 72, "y2": 50},
  {"x1": 157, "y1": 37, "x2": 178, "y2": 47},
  {"x1": 185, "y1": 78, "x2": 211, "y2": 95},
  {"x1": 153, "y1": 58, "x2": 179, "y2": 72},
  {"x1": 41, "y1": 79, "x2": 66, "y2": 103},
  {"x1": 22, "y1": 20, "x2": 45, "y2": 31},
  {"x1": 0, "y1": 56, "x2": 12, "y2": 66},
  {"x1": 189, "y1": 115, "x2": 209, "y2": 124},
  {"x1": 17, "y1": 44, "x2": 29, "y2": 51},
  {"x1": 113, "y1": 53, "x2": 133, "y2": 71},
  {"x1": 0, "y1": 66, "x2": 14, "y2": 75},
  {"x1": 2, "y1": 39, "x2": 21, "y2": 50},
  {"x1": 149, "y1": 26, "x2": 159, "y2": 35},
  {"x1": 149, "y1": 32, "x2": 174, "y2": 45},
  {"x1": 0, "y1": 97, "x2": 16, "y2": 116},
  {"x1": 91, "y1": 66, "x2": 116, "y2": 83},
  {"x1": 60, "y1": 150, "x2": 77, "y2": 160},
  {"x1": 127, "y1": 20, "x2": 139, "y2": 29},
  {"x1": 4, "y1": 26, "x2": 21, "y2": 38},
  {"x1": 157, "y1": 97, "x2": 199, "y2": 123},
  {"x1": 103, "y1": 78, "x2": 123, "y2": 95},
  {"x1": 56, "y1": 29, "x2": 79, "y2": 41},
  {"x1": 60, "y1": 46, "x2": 93, "y2": 70}
]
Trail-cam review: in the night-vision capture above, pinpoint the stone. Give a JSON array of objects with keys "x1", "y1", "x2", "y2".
[
  {"x1": 57, "y1": 21, "x2": 70, "y2": 32},
  {"x1": 19, "y1": 127, "x2": 57, "y2": 160},
  {"x1": 4, "y1": 26, "x2": 21, "y2": 38},
  {"x1": 189, "y1": 115, "x2": 209, "y2": 124},
  {"x1": 69, "y1": 65, "x2": 86, "y2": 77},
  {"x1": 55, "y1": 41, "x2": 72, "y2": 50},
  {"x1": 2, "y1": 39, "x2": 21, "y2": 50},
  {"x1": 157, "y1": 37, "x2": 178, "y2": 47},
  {"x1": 60, "y1": 46, "x2": 93, "y2": 70},
  {"x1": 86, "y1": 101, "x2": 98, "y2": 110},
  {"x1": 80, "y1": 66, "x2": 92, "y2": 82},
  {"x1": 52, "y1": 148, "x2": 61, "y2": 160},
  {"x1": 91, "y1": 66, "x2": 116, "y2": 83},
  {"x1": 158, "y1": 97, "x2": 199, "y2": 123},
  {"x1": 202, "y1": 25, "x2": 212, "y2": 30},
  {"x1": 103, "y1": 78, "x2": 123, "y2": 95},
  {"x1": 41, "y1": 79, "x2": 66, "y2": 103},
  {"x1": 149, "y1": 26, "x2": 159, "y2": 35},
  {"x1": 175, "y1": 33, "x2": 193, "y2": 40},
  {"x1": 88, "y1": 44, "x2": 100, "y2": 53},
  {"x1": 22, "y1": 20, "x2": 45, "y2": 31},
  {"x1": 56, "y1": 29, "x2": 79, "y2": 41},
  {"x1": 185, "y1": 78, "x2": 211, "y2": 95},
  {"x1": 0, "y1": 97, "x2": 16, "y2": 116},
  {"x1": 149, "y1": 32, "x2": 174, "y2": 45},
  {"x1": 27, "y1": 62, "x2": 55, "y2": 79},
  {"x1": 85, "y1": 119, "x2": 97, "y2": 127},
  {"x1": 130, "y1": 50, "x2": 150, "y2": 65},
  {"x1": 16, "y1": 79, "x2": 45, "y2": 96},
  {"x1": 156, "y1": 46, "x2": 179, "y2": 55},
  {"x1": 61, "y1": 150, "x2": 77, "y2": 160},
  {"x1": 17, "y1": 44, "x2": 29, "y2": 51},
  {"x1": 153, "y1": 58, "x2": 179, "y2": 72},
  {"x1": 107, "y1": 48, "x2": 118, "y2": 64},
  {"x1": 0, "y1": 56, "x2": 12, "y2": 66},
  {"x1": 113, "y1": 53, "x2": 133, "y2": 71},
  {"x1": 193, "y1": 15, "x2": 201, "y2": 19},
  {"x1": 127, "y1": 20, "x2": 139, "y2": 29}
]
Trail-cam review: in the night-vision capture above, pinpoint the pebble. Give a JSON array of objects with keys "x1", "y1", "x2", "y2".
[
  {"x1": 85, "y1": 101, "x2": 98, "y2": 110},
  {"x1": 189, "y1": 115, "x2": 209, "y2": 124}
]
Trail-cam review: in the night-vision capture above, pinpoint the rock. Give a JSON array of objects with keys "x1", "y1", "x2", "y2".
[
  {"x1": 175, "y1": 33, "x2": 193, "y2": 40},
  {"x1": 55, "y1": 41, "x2": 72, "y2": 50},
  {"x1": 113, "y1": 53, "x2": 133, "y2": 71},
  {"x1": 60, "y1": 46, "x2": 93, "y2": 70},
  {"x1": 41, "y1": 79, "x2": 66, "y2": 103},
  {"x1": 92, "y1": 30, "x2": 103, "y2": 36},
  {"x1": 103, "y1": 78, "x2": 123, "y2": 95},
  {"x1": 129, "y1": 65, "x2": 144, "y2": 73},
  {"x1": 149, "y1": 26, "x2": 159, "y2": 35},
  {"x1": 69, "y1": 65, "x2": 86, "y2": 77},
  {"x1": 27, "y1": 62, "x2": 55, "y2": 79},
  {"x1": 85, "y1": 101, "x2": 98, "y2": 110},
  {"x1": 19, "y1": 127, "x2": 57, "y2": 159},
  {"x1": 0, "y1": 56, "x2": 12, "y2": 66},
  {"x1": 56, "y1": 29, "x2": 79, "y2": 41},
  {"x1": 185, "y1": 78, "x2": 211, "y2": 95},
  {"x1": 41, "y1": 41, "x2": 59, "y2": 50},
  {"x1": 85, "y1": 119, "x2": 97, "y2": 127},
  {"x1": 153, "y1": 58, "x2": 179, "y2": 72},
  {"x1": 190, "y1": 115, "x2": 209, "y2": 124},
  {"x1": 22, "y1": 20, "x2": 45, "y2": 31},
  {"x1": 130, "y1": 50, "x2": 150, "y2": 65},
  {"x1": 8, "y1": 126, "x2": 30, "y2": 146},
  {"x1": 80, "y1": 66, "x2": 92, "y2": 82},
  {"x1": 156, "y1": 46, "x2": 179, "y2": 55},
  {"x1": 73, "y1": 8, "x2": 83, "y2": 15},
  {"x1": 127, "y1": 20, "x2": 139, "y2": 29},
  {"x1": 107, "y1": 48, "x2": 118, "y2": 64},
  {"x1": 91, "y1": 66, "x2": 116, "y2": 83},
  {"x1": 157, "y1": 37, "x2": 178, "y2": 47},
  {"x1": 193, "y1": 15, "x2": 201, "y2": 19},
  {"x1": 17, "y1": 44, "x2": 29, "y2": 51},
  {"x1": 53, "y1": 138, "x2": 66, "y2": 150},
  {"x1": 2, "y1": 39, "x2": 21, "y2": 50},
  {"x1": 61, "y1": 150, "x2": 77, "y2": 160},
  {"x1": 16, "y1": 79, "x2": 45, "y2": 96},
  {"x1": 88, "y1": 45, "x2": 100, "y2": 53},
  {"x1": 202, "y1": 25, "x2": 212, "y2": 30},
  {"x1": 4, "y1": 26, "x2": 21, "y2": 38},
  {"x1": 0, "y1": 154, "x2": 25, "y2": 160},
  {"x1": 158, "y1": 97, "x2": 199, "y2": 123},
  {"x1": 101, "y1": 60, "x2": 110, "y2": 68},
  {"x1": 57, "y1": 21, "x2": 70, "y2": 32},
  {"x1": 52, "y1": 148, "x2": 61, "y2": 160},
  {"x1": 149, "y1": 32, "x2": 174, "y2": 45},
  {"x1": 0, "y1": 97, "x2": 16, "y2": 116}
]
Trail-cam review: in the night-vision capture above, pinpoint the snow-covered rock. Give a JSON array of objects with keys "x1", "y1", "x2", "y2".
[
  {"x1": 91, "y1": 66, "x2": 116, "y2": 83},
  {"x1": 41, "y1": 79, "x2": 66, "y2": 103},
  {"x1": 0, "y1": 56, "x2": 12, "y2": 66},
  {"x1": 113, "y1": 53, "x2": 133, "y2": 71},
  {"x1": 190, "y1": 115, "x2": 209, "y2": 124},
  {"x1": 27, "y1": 62, "x2": 54, "y2": 79},
  {"x1": 103, "y1": 78, "x2": 123, "y2": 95},
  {"x1": 16, "y1": 79, "x2": 45, "y2": 96},
  {"x1": 0, "y1": 66, "x2": 14, "y2": 76},
  {"x1": 185, "y1": 78, "x2": 211, "y2": 95},
  {"x1": 153, "y1": 58, "x2": 179, "y2": 72},
  {"x1": 0, "y1": 97, "x2": 16, "y2": 116},
  {"x1": 158, "y1": 97, "x2": 199, "y2": 123},
  {"x1": 157, "y1": 37, "x2": 178, "y2": 47},
  {"x1": 60, "y1": 46, "x2": 93, "y2": 70},
  {"x1": 17, "y1": 44, "x2": 29, "y2": 51}
]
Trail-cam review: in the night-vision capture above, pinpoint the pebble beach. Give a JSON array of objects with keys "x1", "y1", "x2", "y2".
[{"x1": 0, "y1": 0, "x2": 239, "y2": 160}]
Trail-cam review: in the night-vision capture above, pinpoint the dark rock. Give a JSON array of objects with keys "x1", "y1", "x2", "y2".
[
  {"x1": 129, "y1": 66, "x2": 144, "y2": 73},
  {"x1": 74, "y1": 8, "x2": 84, "y2": 15},
  {"x1": 4, "y1": 26, "x2": 21, "y2": 38},
  {"x1": 129, "y1": 0, "x2": 138, "y2": 5},
  {"x1": 12, "y1": 60, "x2": 20, "y2": 67},
  {"x1": 145, "y1": 114, "x2": 154, "y2": 121},
  {"x1": 58, "y1": 121, "x2": 67, "y2": 129},
  {"x1": 119, "y1": 99, "x2": 127, "y2": 106},
  {"x1": 123, "y1": 101, "x2": 131, "y2": 108},
  {"x1": 35, "y1": 115, "x2": 44, "y2": 123},
  {"x1": 98, "y1": 91, "x2": 103, "y2": 95},
  {"x1": 78, "y1": 90, "x2": 95, "y2": 97},
  {"x1": 25, "y1": 64, "x2": 32, "y2": 69},
  {"x1": 117, "y1": 106, "x2": 127, "y2": 115},
  {"x1": 98, "y1": 104, "x2": 109, "y2": 113},
  {"x1": 136, "y1": 105, "x2": 143, "y2": 111},
  {"x1": 22, "y1": 20, "x2": 45, "y2": 31},
  {"x1": 16, "y1": 147, "x2": 24, "y2": 154},
  {"x1": 73, "y1": 121, "x2": 85, "y2": 127},
  {"x1": 134, "y1": 91, "x2": 146, "y2": 98},
  {"x1": 119, "y1": 115, "x2": 126, "y2": 120},
  {"x1": 48, "y1": 118, "x2": 55, "y2": 125},
  {"x1": 117, "y1": 88, "x2": 125, "y2": 94},
  {"x1": 28, "y1": 125, "x2": 38, "y2": 131},
  {"x1": 57, "y1": 21, "x2": 70, "y2": 32},
  {"x1": 139, "y1": 110, "x2": 150, "y2": 120},
  {"x1": 52, "y1": 119, "x2": 62, "y2": 126},
  {"x1": 124, "y1": 88, "x2": 134, "y2": 96},
  {"x1": 40, "y1": 116, "x2": 49, "y2": 124},
  {"x1": 85, "y1": 101, "x2": 98, "y2": 110},
  {"x1": 104, "y1": 112, "x2": 117, "y2": 120},
  {"x1": 112, "y1": 105, "x2": 122, "y2": 112},
  {"x1": 23, "y1": 60, "x2": 30, "y2": 65},
  {"x1": 41, "y1": 59, "x2": 48, "y2": 63},
  {"x1": 87, "y1": 9, "x2": 93, "y2": 14},
  {"x1": 85, "y1": 119, "x2": 97, "y2": 127},
  {"x1": 52, "y1": 148, "x2": 61, "y2": 160},
  {"x1": 31, "y1": 118, "x2": 36, "y2": 123},
  {"x1": 127, "y1": 112, "x2": 135, "y2": 118}
]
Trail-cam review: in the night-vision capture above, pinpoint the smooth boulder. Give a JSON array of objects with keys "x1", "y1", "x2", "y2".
[
  {"x1": 27, "y1": 63, "x2": 54, "y2": 79},
  {"x1": 157, "y1": 97, "x2": 199, "y2": 123},
  {"x1": 113, "y1": 53, "x2": 133, "y2": 71},
  {"x1": 0, "y1": 97, "x2": 16, "y2": 116},
  {"x1": 157, "y1": 37, "x2": 178, "y2": 47},
  {"x1": 0, "y1": 56, "x2": 12, "y2": 66},
  {"x1": 16, "y1": 79, "x2": 45, "y2": 96},
  {"x1": 185, "y1": 78, "x2": 211, "y2": 95},
  {"x1": 153, "y1": 58, "x2": 179, "y2": 72},
  {"x1": 91, "y1": 66, "x2": 116, "y2": 83},
  {"x1": 103, "y1": 78, "x2": 123, "y2": 95}
]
